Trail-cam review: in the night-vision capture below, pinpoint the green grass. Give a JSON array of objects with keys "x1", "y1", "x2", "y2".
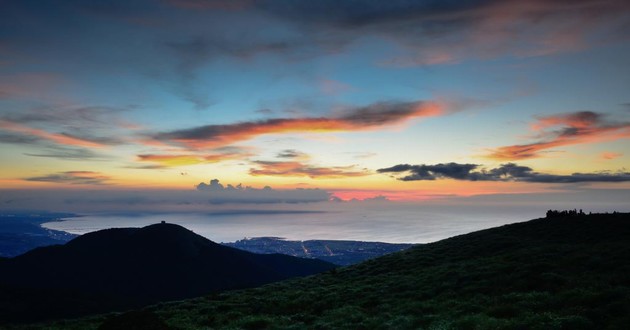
[{"x1": 11, "y1": 213, "x2": 630, "y2": 329}]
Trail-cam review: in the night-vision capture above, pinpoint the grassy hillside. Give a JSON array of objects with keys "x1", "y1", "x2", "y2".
[{"x1": 18, "y1": 213, "x2": 630, "y2": 329}]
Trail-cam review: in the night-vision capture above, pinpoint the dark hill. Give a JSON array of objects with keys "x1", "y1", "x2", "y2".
[
  {"x1": 32, "y1": 212, "x2": 630, "y2": 330},
  {"x1": 0, "y1": 223, "x2": 335, "y2": 323}
]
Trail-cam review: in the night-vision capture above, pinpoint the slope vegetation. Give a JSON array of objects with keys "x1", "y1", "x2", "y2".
[{"x1": 79, "y1": 213, "x2": 630, "y2": 329}]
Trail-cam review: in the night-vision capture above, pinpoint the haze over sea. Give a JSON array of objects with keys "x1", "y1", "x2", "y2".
[{"x1": 40, "y1": 203, "x2": 573, "y2": 243}]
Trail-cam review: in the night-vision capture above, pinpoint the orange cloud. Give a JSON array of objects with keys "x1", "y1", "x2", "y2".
[
  {"x1": 0, "y1": 120, "x2": 107, "y2": 148},
  {"x1": 153, "y1": 101, "x2": 442, "y2": 149},
  {"x1": 138, "y1": 152, "x2": 248, "y2": 167},
  {"x1": 487, "y1": 111, "x2": 630, "y2": 160},
  {"x1": 601, "y1": 152, "x2": 622, "y2": 160},
  {"x1": 249, "y1": 161, "x2": 371, "y2": 179}
]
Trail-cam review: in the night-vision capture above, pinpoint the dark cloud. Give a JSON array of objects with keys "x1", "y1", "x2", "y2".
[
  {"x1": 378, "y1": 162, "x2": 630, "y2": 183},
  {"x1": 339, "y1": 101, "x2": 438, "y2": 125},
  {"x1": 196, "y1": 178, "x2": 330, "y2": 203},
  {"x1": 124, "y1": 164, "x2": 166, "y2": 170},
  {"x1": 257, "y1": 0, "x2": 630, "y2": 64},
  {"x1": 60, "y1": 132, "x2": 123, "y2": 145},
  {"x1": 0, "y1": 106, "x2": 133, "y2": 148},
  {"x1": 152, "y1": 100, "x2": 441, "y2": 148},
  {"x1": 0, "y1": 132, "x2": 41, "y2": 145},
  {"x1": 24, "y1": 171, "x2": 110, "y2": 185},
  {"x1": 23, "y1": 146, "x2": 104, "y2": 160},
  {"x1": 2, "y1": 0, "x2": 628, "y2": 117},
  {"x1": 377, "y1": 163, "x2": 479, "y2": 181},
  {"x1": 2, "y1": 105, "x2": 128, "y2": 127},
  {"x1": 166, "y1": 0, "x2": 254, "y2": 11},
  {"x1": 276, "y1": 149, "x2": 307, "y2": 159},
  {"x1": 257, "y1": 1, "x2": 485, "y2": 28}
]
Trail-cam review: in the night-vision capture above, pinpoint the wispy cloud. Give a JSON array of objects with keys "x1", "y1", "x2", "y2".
[
  {"x1": 601, "y1": 152, "x2": 623, "y2": 160},
  {"x1": 0, "y1": 105, "x2": 136, "y2": 149},
  {"x1": 276, "y1": 149, "x2": 309, "y2": 160},
  {"x1": 24, "y1": 146, "x2": 104, "y2": 160},
  {"x1": 24, "y1": 171, "x2": 110, "y2": 185},
  {"x1": 379, "y1": 162, "x2": 630, "y2": 183},
  {"x1": 137, "y1": 152, "x2": 249, "y2": 167},
  {"x1": 259, "y1": 0, "x2": 630, "y2": 65},
  {"x1": 486, "y1": 111, "x2": 630, "y2": 160},
  {"x1": 166, "y1": 0, "x2": 253, "y2": 11},
  {"x1": 3, "y1": 105, "x2": 134, "y2": 129},
  {"x1": 250, "y1": 161, "x2": 370, "y2": 179},
  {"x1": 153, "y1": 100, "x2": 442, "y2": 149},
  {"x1": 0, "y1": 132, "x2": 41, "y2": 145},
  {"x1": 0, "y1": 120, "x2": 108, "y2": 148}
]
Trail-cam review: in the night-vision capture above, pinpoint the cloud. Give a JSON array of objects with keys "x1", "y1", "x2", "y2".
[
  {"x1": 166, "y1": 0, "x2": 253, "y2": 11},
  {"x1": 3, "y1": 105, "x2": 127, "y2": 126},
  {"x1": 24, "y1": 146, "x2": 104, "y2": 160},
  {"x1": 24, "y1": 171, "x2": 110, "y2": 185},
  {"x1": 196, "y1": 178, "x2": 330, "y2": 203},
  {"x1": 378, "y1": 162, "x2": 630, "y2": 183},
  {"x1": 378, "y1": 163, "x2": 479, "y2": 181},
  {"x1": 0, "y1": 106, "x2": 134, "y2": 148},
  {"x1": 0, "y1": 120, "x2": 109, "y2": 148},
  {"x1": 137, "y1": 152, "x2": 249, "y2": 167},
  {"x1": 0, "y1": 132, "x2": 41, "y2": 145},
  {"x1": 486, "y1": 111, "x2": 630, "y2": 160},
  {"x1": 276, "y1": 149, "x2": 309, "y2": 160},
  {"x1": 601, "y1": 152, "x2": 622, "y2": 160},
  {"x1": 361, "y1": 195, "x2": 390, "y2": 202},
  {"x1": 344, "y1": 151, "x2": 377, "y2": 159},
  {"x1": 249, "y1": 161, "x2": 370, "y2": 179},
  {"x1": 258, "y1": 0, "x2": 630, "y2": 65},
  {"x1": 152, "y1": 100, "x2": 442, "y2": 149}
]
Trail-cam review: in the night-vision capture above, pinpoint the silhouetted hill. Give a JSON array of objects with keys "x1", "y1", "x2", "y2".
[
  {"x1": 26, "y1": 212, "x2": 629, "y2": 329},
  {"x1": 0, "y1": 222, "x2": 335, "y2": 323}
]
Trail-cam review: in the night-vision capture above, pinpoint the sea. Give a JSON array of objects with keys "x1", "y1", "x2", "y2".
[{"x1": 41, "y1": 203, "x2": 546, "y2": 243}]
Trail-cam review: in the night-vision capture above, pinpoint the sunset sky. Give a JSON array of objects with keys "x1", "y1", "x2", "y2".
[{"x1": 1, "y1": 0, "x2": 630, "y2": 213}]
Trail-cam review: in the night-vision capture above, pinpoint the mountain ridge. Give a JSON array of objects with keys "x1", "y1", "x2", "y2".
[{"x1": 0, "y1": 222, "x2": 335, "y2": 323}]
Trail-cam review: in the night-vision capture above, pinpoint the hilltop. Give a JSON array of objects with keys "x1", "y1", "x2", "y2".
[
  {"x1": 27, "y1": 212, "x2": 630, "y2": 330},
  {"x1": 0, "y1": 222, "x2": 335, "y2": 323}
]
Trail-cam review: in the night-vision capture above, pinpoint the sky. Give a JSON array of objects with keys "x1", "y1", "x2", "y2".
[{"x1": 1, "y1": 0, "x2": 630, "y2": 215}]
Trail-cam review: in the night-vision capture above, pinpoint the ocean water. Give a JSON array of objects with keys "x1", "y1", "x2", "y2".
[{"x1": 42, "y1": 204, "x2": 543, "y2": 243}]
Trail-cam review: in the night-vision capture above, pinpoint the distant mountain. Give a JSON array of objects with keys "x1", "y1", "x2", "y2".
[
  {"x1": 42, "y1": 212, "x2": 630, "y2": 329},
  {"x1": 0, "y1": 222, "x2": 335, "y2": 323},
  {"x1": 224, "y1": 237, "x2": 414, "y2": 265}
]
